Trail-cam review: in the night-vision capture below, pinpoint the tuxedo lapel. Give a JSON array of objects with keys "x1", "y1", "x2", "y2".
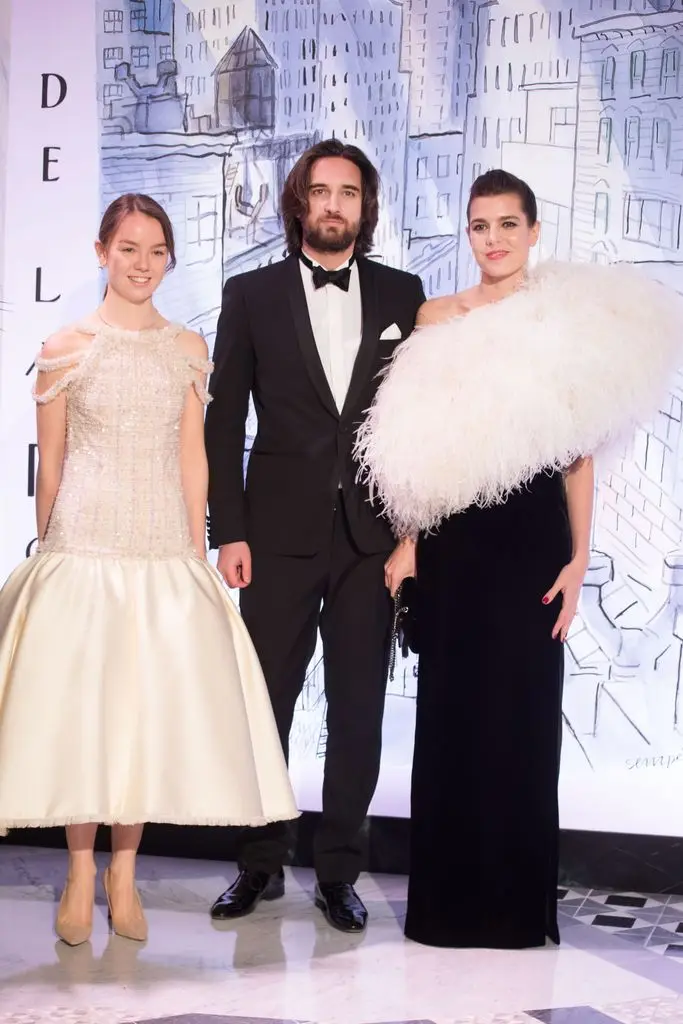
[
  {"x1": 341, "y1": 256, "x2": 380, "y2": 421},
  {"x1": 285, "y1": 254, "x2": 338, "y2": 419}
]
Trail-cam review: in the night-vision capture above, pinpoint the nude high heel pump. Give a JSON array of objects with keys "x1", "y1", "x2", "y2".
[
  {"x1": 102, "y1": 865, "x2": 148, "y2": 942},
  {"x1": 55, "y1": 868, "x2": 96, "y2": 946}
]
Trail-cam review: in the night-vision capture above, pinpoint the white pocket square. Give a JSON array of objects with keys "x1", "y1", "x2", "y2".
[{"x1": 379, "y1": 323, "x2": 402, "y2": 341}]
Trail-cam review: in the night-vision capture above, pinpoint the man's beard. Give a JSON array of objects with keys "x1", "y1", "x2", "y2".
[{"x1": 302, "y1": 218, "x2": 359, "y2": 254}]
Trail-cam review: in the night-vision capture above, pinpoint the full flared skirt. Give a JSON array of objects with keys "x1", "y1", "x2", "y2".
[
  {"x1": 405, "y1": 471, "x2": 572, "y2": 949},
  {"x1": 0, "y1": 550, "x2": 299, "y2": 831}
]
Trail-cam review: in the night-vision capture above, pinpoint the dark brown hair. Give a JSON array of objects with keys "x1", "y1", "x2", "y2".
[
  {"x1": 281, "y1": 138, "x2": 380, "y2": 257},
  {"x1": 467, "y1": 169, "x2": 538, "y2": 226},
  {"x1": 98, "y1": 193, "x2": 176, "y2": 270}
]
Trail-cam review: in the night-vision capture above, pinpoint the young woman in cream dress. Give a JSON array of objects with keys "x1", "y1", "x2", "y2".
[{"x1": 0, "y1": 193, "x2": 298, "y2": 945}]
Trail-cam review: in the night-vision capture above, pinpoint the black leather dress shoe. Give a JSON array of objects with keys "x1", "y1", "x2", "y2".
[
  {"x1": 314, "y1": 882, "x2": 368, "y2": 933},
  {"x1": 210, "y1": 868, "x2": 285, "y2": 920}
]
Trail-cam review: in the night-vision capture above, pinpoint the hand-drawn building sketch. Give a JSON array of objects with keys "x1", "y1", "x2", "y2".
[
  {"x1": 99, "y1": 0, "x2": 176, "y2": 127},
  {"x1": 572, "y1": 5, "x2": 683, "y2": 271},
  {"x1": 92, "y1": 0, "x2": 683, "y2": 812},
  {"x1": 457, "y1": 0, "x2": 582, "y2": 287},
  {"x1": 399, "y1": 0, "x2": 475, "y2": 295},
  {"x1": 559, "y1": 5, "x2": 683, "y2": 770},
  {"x1": 318, "y1": 3, "x2": 409, "y2": 266}
]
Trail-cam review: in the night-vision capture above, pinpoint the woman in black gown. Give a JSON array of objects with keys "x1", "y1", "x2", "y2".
[
  {"x1": 407, "y1": 468, "x2": 572, "y2": 948},
  {"x1": 356, "y1": 170, "x2": 683, "y2": 949}
]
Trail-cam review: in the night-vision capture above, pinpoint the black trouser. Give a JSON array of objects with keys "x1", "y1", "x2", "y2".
[{"x1": 238, "y1": 496, "x2": 393, "y2": 883}]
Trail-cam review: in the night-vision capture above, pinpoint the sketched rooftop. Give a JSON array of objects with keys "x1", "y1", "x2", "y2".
[{"x1": 213, "y1": 27, "x2": 277, "y2": 74}]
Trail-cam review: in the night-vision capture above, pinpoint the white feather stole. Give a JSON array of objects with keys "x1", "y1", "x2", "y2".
[{"x1": 354, "y1": 260, "x2": 683, "y2": 537}]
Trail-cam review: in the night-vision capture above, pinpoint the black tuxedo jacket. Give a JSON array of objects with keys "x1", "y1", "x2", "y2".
[{"x1": 205, "y1": 253, "x2": 425, "y2": 556}]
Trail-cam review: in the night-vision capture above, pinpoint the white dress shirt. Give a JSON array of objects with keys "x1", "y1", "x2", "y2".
[{"x1": 299, "y1": 254, "x2": 363, "y2": 413}]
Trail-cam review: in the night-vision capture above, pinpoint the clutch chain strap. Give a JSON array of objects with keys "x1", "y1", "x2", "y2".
[{"x1": 388, "y1": 580, "x2": 408, "y2": 682}]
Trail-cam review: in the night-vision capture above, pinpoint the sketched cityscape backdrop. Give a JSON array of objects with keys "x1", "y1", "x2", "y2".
[{"x1": 97, "y1": 0, "x2": 683, "y2": 799}]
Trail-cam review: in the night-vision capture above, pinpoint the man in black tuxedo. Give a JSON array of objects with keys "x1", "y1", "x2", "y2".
[{"x1": 205, "y1": 139, "x2": 425, "y2": 932}]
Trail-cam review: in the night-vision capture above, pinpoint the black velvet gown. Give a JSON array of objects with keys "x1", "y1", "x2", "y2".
[{"x1": 404, "y1": 469, "x2": 572, "y2": 949}]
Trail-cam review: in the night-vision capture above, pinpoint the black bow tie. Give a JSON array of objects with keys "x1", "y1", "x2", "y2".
[{"x1": 300, "y1": 252, "x2": 354, "y2": 292}]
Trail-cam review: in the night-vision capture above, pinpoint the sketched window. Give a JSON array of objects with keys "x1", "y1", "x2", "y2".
[
  {"x1": 661, "y1": 47, "x2": 680, "y2": 96},
  {"x1": 591, "y1": 244, "x2": 610, "y2": 266},
  {"x1": 437, "y1": 193, "x2": 450, "y2": 219},
  {"x1": 130, "y1": 8, "x2": 146, "y2": 32},
  {"x1": 415, "y1": 196, "x2": 428, "y2": 219},
  {"x1": 103, "y1": 47, "x2": 124, "y2": 69},
  {"x1": 102, "y1": 83, "x2": 123, "y2": 114},
  {"x1": 131, "y1": 46, "x2": 150, "y2": 69},
  {"x1": 550, "y1": 106, "x2": 576, "y2": 146},
  {"x1": 416, "y1": 157, "x2": 428, "y2": 179},
  {"x1": 652, "y1": 117, "x2": 671, "y2": 170},
  {"x1": 186, "y1": 12, "x2": 195, "y2": 32},
  {"x1": 601, "y1": 56, "x2": 616, "y2": 100},
  {"x1": 629, "y1": 50, "x2": 646, "y2": 92},
  {"x1": 593, "y1": 192, "x2": 609, "y2": 234},
  {"x1": 198, "y1": 9, "x2": 207, "y2": 30},
  {"x1": 437, "y1": 155, "x2": 450, "y2": 178},
  {"x1": 659, "y1": 201, "x2": 681, "y2": 250},
  {"x1": 186, "y1": 196, "x2": 219, "y2": 262},
  {"x1": 623, "y1": 195, "x2": 642, "y2": 241},
  {"x1": 597, "y1": 116, "x2": 612, "y2": 161},
  {"x1": 159, "y1": 46, "x2": 173, "y2": 62},
  {"x1": 103, "y1": 83, "x2": 124, "y2": 102},
  {"x1": 185, "y1": 76, "x2": 194, "y2": 95},
  {"x1": 623, "y1": 194, "x2": 682, "y2": 250},
  {"x1": 103, "y1": 10, "x2": 123, "y2": 33},
  {"x1": 624, "y1": 116, "x2": 641, "y2": 165}
]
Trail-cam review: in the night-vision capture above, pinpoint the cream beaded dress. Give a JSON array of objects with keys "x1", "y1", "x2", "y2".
[{"x1": 0, "y1": 320, "x2": 298, "y2": 832}]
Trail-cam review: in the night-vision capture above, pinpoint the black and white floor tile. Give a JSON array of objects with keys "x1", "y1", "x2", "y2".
[{"x1": 558, "y1": 887, "x2": 683, "y2": 959}]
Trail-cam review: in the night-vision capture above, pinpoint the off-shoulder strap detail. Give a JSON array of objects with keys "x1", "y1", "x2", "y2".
[
  {"x1": 35, "y1": 350, "x2": 86, "y2": 373},
  {"x1": 33, "y1": 346, "x2": 91, "y2": 404},
  {"x1": 187, "y1": 355, "x2": 214, "y2": 406},
  {"x1": 187, "y1": 355, "x2": 214, "y2": 375}
]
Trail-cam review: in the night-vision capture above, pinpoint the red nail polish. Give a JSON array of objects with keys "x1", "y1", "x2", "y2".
[{"x1": 542, "y1": 596, "x2": 549, "y2": 604}]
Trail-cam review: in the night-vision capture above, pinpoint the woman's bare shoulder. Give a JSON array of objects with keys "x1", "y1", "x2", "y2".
[
  {"x1": 39, "y1": 324, "x2": 95, "y2": 360},
  {"x1": 416, "y1": 291, "x2": 473, "y2": 327},
  {"x1": 176, "y1": 328, "x2": 209, "y2": 361}
]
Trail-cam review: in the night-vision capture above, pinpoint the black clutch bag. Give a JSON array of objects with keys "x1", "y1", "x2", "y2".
[{"x1": 388, "y1": 575, "x2": 419, "y2": 681}]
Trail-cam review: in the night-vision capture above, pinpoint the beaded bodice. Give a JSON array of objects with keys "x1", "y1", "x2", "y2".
[{"x1": 34, "y1": 323, "x2": 213, "y2": 559}]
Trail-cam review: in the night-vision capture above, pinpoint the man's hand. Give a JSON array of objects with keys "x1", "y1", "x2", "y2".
[
  {"x1": 217, "y1": 542, "x2": 252, "y2": 589},
  {"x1": 384, "y1": 537, "x2": 416, "y2": 597}
]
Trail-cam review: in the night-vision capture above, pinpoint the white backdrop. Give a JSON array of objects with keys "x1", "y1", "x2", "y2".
[
  {"x1": 0, "y1": 0, "x2": 100, "y2": 570},
  {"x1": 2, "y1": 0, "x2": 683, "y2": 832}
]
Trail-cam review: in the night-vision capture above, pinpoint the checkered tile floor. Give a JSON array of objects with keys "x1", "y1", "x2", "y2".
[{"x1": 559, "y1": 886, "x2": 683, "y2": 958}]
